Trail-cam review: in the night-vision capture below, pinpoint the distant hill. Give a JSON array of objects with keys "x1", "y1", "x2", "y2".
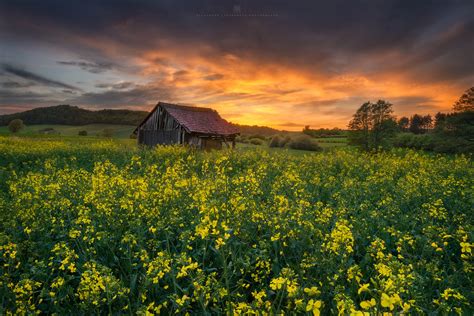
[
  {"x1": 0, "y1": 105, "x2": 284, "y2": 135},
  {"x1": 233, "y1": 123, "x2": 281, "y2": 136},
  {"x1": 0, "y1": 105, "x2": 148, "y2": 126}
]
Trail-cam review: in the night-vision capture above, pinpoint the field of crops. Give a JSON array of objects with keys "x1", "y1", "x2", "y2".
[{"x1": 0, "y1": 136, "x2": 472, "y2": 314}]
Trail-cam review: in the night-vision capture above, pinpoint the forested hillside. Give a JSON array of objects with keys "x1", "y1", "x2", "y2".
[{"x1": 0, "y1": 105, "x2": 148, "y2": 126}]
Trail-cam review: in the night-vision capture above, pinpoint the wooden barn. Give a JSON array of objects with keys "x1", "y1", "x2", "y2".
[{"x1": 134, "y1": 102, "x2": 240, "y2": 149}]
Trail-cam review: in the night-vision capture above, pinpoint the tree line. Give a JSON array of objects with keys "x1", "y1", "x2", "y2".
[
  {"x1": 302, "y1": 126, "x2": 345, "y2": 138},
  {"x1": 0, "y1": 104, "x2": 148, "y2": 126},
  {"x1": 348, "y1": 87, "x2": 474, "y2": 153}
]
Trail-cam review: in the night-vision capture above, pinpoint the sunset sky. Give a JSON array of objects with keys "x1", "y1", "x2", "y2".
[{"x1": 0, "y1": 0, "x2": 473, "y2": 129}]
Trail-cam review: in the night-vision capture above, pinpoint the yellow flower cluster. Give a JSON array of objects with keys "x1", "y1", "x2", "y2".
[
  {"x1": 323, "y1": 219, "x2": 354, "y2": 256},
  {"x1": 77, "y1": 261, "x2": 129, "y2": 309},
  {"x1": 0, "y1": 137, "x2": 472, "y2": 314}
]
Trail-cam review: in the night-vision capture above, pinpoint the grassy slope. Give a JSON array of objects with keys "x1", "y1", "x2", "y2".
[{"x1": 0, "y1": 124, "x2": 136, "y2": 138}]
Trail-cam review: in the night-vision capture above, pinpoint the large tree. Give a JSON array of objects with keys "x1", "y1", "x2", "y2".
[
  {"x1": 348, "y1": 100, "x2": 396, "y2": 150},
  {"x1": 348, "y1": 101, "x2": 372, "y2": 150},
  {"x1": 453, "y1": 87, "x2": 474, "y2": 112}
]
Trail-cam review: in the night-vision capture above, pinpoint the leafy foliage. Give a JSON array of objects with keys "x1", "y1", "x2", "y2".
[
  {"x1": 269, "y1": 135, "x2": 293, "y2": 148},
  {"x1": 249, "y1": 138, "x2": 264, "y2": 146},
  {"x1": 394, "y1": 87, "x2": 474, "y2": 153},
  {"x1": 392, "y1": 111, "x2": 474, "y2": 154},
  {"x1": 397, "y1": 117, "x2": 409, "y2": 132},
  {"x1": 269, "y1": 135, "x2": 282, "y2": 148},
  {"x1": 287, "y1": 135, "x2": 322, "y2": 151},
  {"x1": 303, "y1": 126, "x2": 345, "y2": 138},
  {"x1": 409, "y1": 114, "x2": 432, "y2": 134},
  {"x1": 453, "y1": 87, "x2": 474, "y2": 113},
  {"x1": 8, "y1": 119, "x2": 25, "y2": 133},
  {"x1": 348, "y1": 100, "x2": 397, "y2": 150}
]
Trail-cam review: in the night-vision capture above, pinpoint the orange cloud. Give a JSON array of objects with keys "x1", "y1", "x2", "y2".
[{"x1": 130, "y1": 48, "x2": 463, "y2": 129}]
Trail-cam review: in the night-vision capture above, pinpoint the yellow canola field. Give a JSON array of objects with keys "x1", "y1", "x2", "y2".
[{"x1": 0, "y1": 137, "x2": 472, "y2": 314}]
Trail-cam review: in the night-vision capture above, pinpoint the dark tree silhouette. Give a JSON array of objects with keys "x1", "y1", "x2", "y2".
[
  {"x1": 421, "y1": 115, "x2": 433, "y2": 132},
  {"x1": 398, "y1": 117, "x2": 409, "y2": 132},
  {"x1": 348, "y1": 100, "x2": 396, "y2": 150},
  {"x1": 409, "y1": 114, "x2": 424, "y2": 134},
  {"x1": 348, "y1": 101, "x2": 372, "y2": 150},
  {"x1": 453, "y1": 87, "x2": 474, "y2": 112},
  {"x1": 434, "y1": 112, "x2": 447, "y2": 129}
]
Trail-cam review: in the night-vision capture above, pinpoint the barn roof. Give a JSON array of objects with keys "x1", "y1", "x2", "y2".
[{"x1": 135, "y1": 102, "x2": 240, "y2": 136}]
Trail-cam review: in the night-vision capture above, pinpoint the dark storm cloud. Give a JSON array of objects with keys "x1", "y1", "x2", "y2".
[
  {"x1": 1, "y1": 0, "x2": 472, "y2": 83},
  {"x1": 0, "y1": 89, "x2": 62, "y2": 104},
  {"x1": 57, "y1": 60, "x2": 115, "y2": 74},
  {"x1": 0, "y1": 0, "x2": 473, "y2": 121},
  {"x1": 95, "y1": 82, "x2": 134, "y2": 89},
  {"x1": 69, "y1": 85, "x2": 174, "y2": 107},
  {"x1": 1, "y1": 80, "x2": 34, "y2": 88},
  {"x1": 62, "y1": 89, "x2": 77, "y2": 94},
  {"x1": 1, "y1": 64, "x2": 80, "y2": 90}
]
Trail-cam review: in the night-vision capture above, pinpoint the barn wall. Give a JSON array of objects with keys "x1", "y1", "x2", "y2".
[
  {"x1": 139, "y1": 106, "x2": 186, "y2": 146},
  {"x1": 141, "y1": 107, "x2": 159, "y2": 130},
  {"x1": 141, "y1": 130, "x2": 181, "y2": 146},
  {"x1": 186, "y1": 135, "x2": 201, "y2": 148},
  {"x1": 202, "y1": 138, "x2": 223, "y2": 150},
  {"x1": 185, "y1": 135, "x2": 228, "y2": 150}
]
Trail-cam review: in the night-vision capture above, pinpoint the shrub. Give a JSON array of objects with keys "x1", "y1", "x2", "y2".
[
  {"x1": 288, "y1": 135, "x2": 322, "y2": 151},
  {"x1": 78, "y1": 130, "x2": 88, "y2": 136},
  {"x1": 249, "y1": 134, "x2": 267, "y2": 141},
  {"x1": 269, "y1": 135, "x2": 292, "y2": 148},
  {"x1": 269, "y1": 135, "x2": 282, "y2": 148},
  {"x1": 236, "y1": 135, "x2": 249, "y2": 144},
  {"x1": 250, "y1": 138, "x2": 264, "y2": 146},
  {"x1": 392, "y1": 133, "x2": 431, "y2": 150},
  {"x1": 8, "y1": 119, "x2": 24, "y2": 133},
  {"x1": 280, "y1": 136, "x2": 291, "y2": 147},
  {"x1": 433, "y1": 138, "x2": 474, "y2": 154}
]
